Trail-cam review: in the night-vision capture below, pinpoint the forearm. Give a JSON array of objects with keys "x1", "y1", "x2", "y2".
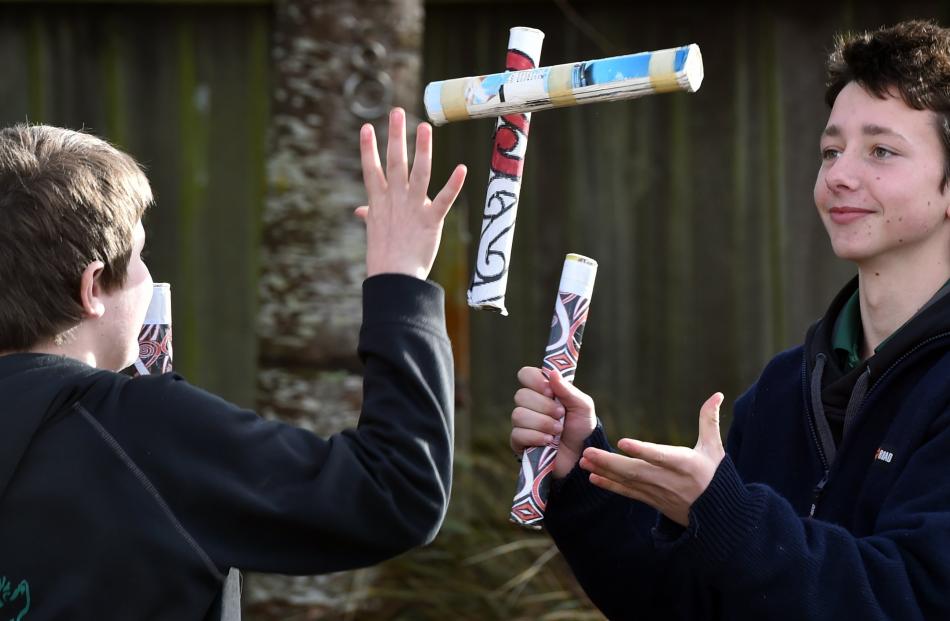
[
  {"x1": 672, "y1": 457, "x2": 943, "y2": 620},
  {"x1": 126, "y1": 274, "x2": 455, "y2": 575},
  {"x1": 544, "y1": 425, "x2": 671, "y2": 618},
  {"x1": 353, "y1": 274, "x2": 455, "y2": 546}
]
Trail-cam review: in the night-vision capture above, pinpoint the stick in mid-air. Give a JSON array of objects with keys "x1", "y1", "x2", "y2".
[
  {"x1": 424, "y1": 43, "x2": 704, "y2": 126},
  {"x1": 466, "y1": 26, "x2": 545, "y2": 315}
]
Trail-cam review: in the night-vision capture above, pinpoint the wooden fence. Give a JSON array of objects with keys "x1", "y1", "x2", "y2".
[
  {"x1": 0, "y1": 1, "x2": 269, "y2": 407},
  {"x1": 4, "y1": 0, "x2": 950, "y2": 442},
  {"x1": 425, "y1": 0, "x2": 950, "y2": 442}
]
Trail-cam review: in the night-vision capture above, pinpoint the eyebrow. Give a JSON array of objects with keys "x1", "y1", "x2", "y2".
[{"x1": 822, "y1": 124, "x2": 909, "y2": 141}]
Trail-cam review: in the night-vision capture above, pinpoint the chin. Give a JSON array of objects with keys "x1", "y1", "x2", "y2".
[{"x1": 828, "y1": 238, "x2": 875, "y2": 262}]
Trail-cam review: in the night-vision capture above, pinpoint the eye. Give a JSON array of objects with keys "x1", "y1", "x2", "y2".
[
  {"x1": 821, "y1": 147, "x2": 841, "y2": 161},
  {"x1": 871, "y1": 146, "x2": 895, "y2": 159}
]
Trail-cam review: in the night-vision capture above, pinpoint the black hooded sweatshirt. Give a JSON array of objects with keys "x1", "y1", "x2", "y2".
[{"x1": 0, "y1": 274, "x2": 454, "y2": 620}]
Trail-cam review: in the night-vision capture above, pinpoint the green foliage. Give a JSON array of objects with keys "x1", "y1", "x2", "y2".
[{"x1": 354, "y1": 429, "x2": 604, "y2": 620}]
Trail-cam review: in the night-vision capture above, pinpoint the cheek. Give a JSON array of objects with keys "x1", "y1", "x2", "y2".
[{"x1": 813, "y1": 171, "x2": 827, "y2": 208}]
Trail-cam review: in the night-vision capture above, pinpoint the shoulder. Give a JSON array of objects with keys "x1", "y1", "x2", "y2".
[
  {"x1": 78, "y1": 371, "x2": 256, "y2": 434},
  {"x1": 737, "y1": 345, "x2": 804, "y2": 406}
]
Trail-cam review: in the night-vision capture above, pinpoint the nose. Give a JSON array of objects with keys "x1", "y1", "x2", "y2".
[{"x1": 822, "y1": 151, "x2": 861, "y2": 192}]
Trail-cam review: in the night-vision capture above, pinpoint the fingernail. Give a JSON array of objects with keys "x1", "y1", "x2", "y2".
[{"x1": 554, "y1": 422, "x2": 564, "y2": 433}]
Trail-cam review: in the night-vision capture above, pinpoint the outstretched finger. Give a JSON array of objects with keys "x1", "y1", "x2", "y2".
[
  {"x1": 430, "y1": 164, "x2": 467, "y2": 220},
  {"x1": 581, "y1": 450, "x2": 664, "y2": 489},
  {"x1": 386, "y1": 107, "x2": 409, "y2": 186},
  {"x1": 588, "y1": 472, "x2": 661, "y2": 506},
  {"x1": 408, "y1": 122, "x2": 433, "y2": 201},
  {"x1": 359, "y1": 125, "x2": 386, "y2": 202},
  {"x1": 616, "y1": 438, "x2": 684, "y2": 472}
]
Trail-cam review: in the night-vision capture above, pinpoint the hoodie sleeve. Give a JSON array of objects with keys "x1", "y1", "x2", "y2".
[
  {"x1": 541, "y1": 390, "x2": 756, "y2": 620},
  {"x1": 542, "y1": 423, "x2": 673, "y2": 619},
  {"x1": 665, "y1": 414, "x2": 950, "y2": 621},
  {"x1": 97, "y1": 274, "x2": 454, "y2": 575}
]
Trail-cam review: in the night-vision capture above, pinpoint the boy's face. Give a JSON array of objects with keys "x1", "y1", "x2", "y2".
[
  {"x1": 98, "y1": 219, "x2": 153, "y2": 371},
  {"x1": 814, "y1": 81, "x2": 950, "y2": 265}
]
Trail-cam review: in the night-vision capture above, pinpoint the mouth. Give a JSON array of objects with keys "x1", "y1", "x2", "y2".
[{"x1": 828, "y1": 206, "x2": 874, "y2": 224}]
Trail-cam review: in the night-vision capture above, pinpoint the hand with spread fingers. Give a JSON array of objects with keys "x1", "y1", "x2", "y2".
[
  {"x1": 578, "y1": 392, "x2": 726, "y2": 527},
  {"x1": 356, "y1": 107, "x2": 467, "y2": 280},
  {"x1": 510, "y1": 366, "x2": 598, "y2": 479}
]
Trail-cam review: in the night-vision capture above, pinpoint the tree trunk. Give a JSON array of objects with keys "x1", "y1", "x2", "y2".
[{"x1": 248, "y1": 0, "x2": 424, "y2": 617}]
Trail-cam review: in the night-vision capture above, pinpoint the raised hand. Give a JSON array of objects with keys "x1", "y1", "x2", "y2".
[
  {"x1": 578, "y1": 392, "x2": 726, "y2": 526},
  {"x1": 357, "y1": 107, "x2": 467, "y2": 280}
]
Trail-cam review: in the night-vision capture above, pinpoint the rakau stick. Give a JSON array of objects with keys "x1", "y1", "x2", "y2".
[
  {"x1": 511, "y1": 254, "x2": 597, "y2": 528},
  {"x1": 132, "y1": 283, "x2": 173, "y2": 375},
  {"x1": 425, "y1": 43, "x2": 704, "y2": 126},
  {"x1": 466, "y1": 26, "x2": 544, "y2": 314}
]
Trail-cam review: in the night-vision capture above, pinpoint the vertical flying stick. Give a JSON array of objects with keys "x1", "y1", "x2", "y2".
[
  {"x1": 132, "y1": 283, "x2": 173, "y2": 375},
  {"x1": 511, "y1": 254, "x2": 597, "y2": 528},
  {"x1": 467, "y1": 26, "x2": 544, "y2": 314}
]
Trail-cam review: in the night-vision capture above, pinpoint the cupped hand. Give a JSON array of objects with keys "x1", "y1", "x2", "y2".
[
  {"x1": 357, "y1": 107, "x2": 467, "y2": 279},
  {"x1": 578, "y1": 392, "x2": 726, "y2": 526}
]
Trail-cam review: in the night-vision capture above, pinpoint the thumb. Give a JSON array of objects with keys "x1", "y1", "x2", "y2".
[
  {"x1": 547, "y1": 369, "x2": 592, "y2": 411},
  {"x1": 696, "y1": 392, "x2": 725, "y2": 452}
]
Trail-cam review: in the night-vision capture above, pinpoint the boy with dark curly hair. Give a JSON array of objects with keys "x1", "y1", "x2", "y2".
[{"x1": 511, "y1": 19, "x2": 950, "y2": 619}]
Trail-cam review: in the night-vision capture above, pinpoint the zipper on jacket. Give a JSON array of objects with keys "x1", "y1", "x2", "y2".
[
  {"x1": 809, "y1": 470, "x2": 828, "y2": 518},
  {"x1": 802, "y1": 332, "x2": 950, "y2": 518},
  {"x1": 801, "y1": 355, "x2": 830, "y2": 484}
]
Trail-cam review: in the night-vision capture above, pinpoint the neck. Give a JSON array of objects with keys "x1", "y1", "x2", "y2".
[
  {"x1": 15, "y1": 329, "x2": 107, "y2": 370},
  {"x1": 857, "y1": 247, "x2": 950, "y2": 357}
]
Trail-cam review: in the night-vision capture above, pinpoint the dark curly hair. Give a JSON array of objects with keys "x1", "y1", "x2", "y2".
[{"x1": 825, "y1": 20, "x2": 950, "y2": 189}]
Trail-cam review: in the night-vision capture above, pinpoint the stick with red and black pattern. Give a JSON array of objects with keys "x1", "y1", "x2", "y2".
[
  {"x1": 130, "y1": 283, "x2": 173, "y2": 375},
  {"x1": 511, "y1": 254, "x2": 597, "y2": 528},
  {"x1": 466, "y1": 26, "x2": 544, "y2": 315}
]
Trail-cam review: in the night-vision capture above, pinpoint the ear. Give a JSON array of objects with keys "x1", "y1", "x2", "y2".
[{"x1": 79, "y1": 261, "x2": 107, "y2": 319}]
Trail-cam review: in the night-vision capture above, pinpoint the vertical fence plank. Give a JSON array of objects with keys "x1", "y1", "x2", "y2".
[{"x1": 0, "y1": 2, "x2": 268, "y2": 408}]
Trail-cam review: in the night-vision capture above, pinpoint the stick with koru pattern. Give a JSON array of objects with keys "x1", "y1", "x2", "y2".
[{"x1": 511, "y1": 254, "x2": 597, "y2": 528}]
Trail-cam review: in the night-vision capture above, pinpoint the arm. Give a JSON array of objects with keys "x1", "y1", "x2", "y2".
[
  {"x1": 109, "y1": 108, "x2": 467, "y2": 574},
  {"x1": 510, "y1": 368, "x2": 678, "y2": 617},
  {"x1": 110, "y1": 274, "x2": 455, "y2": 574},
  {"x1": 668, "y1": 426, "x2": 950, "y2": 620},
  {"x1": 582, "y1": 383, "x2": 950, "y2": 620}
]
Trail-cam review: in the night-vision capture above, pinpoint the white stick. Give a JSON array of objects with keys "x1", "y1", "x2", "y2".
[
  {"x1": 466, "y1": 26, "x2": 545, "y2": 314},
  {"x1": 425, "y1": 44, "x2": 704, "y2": 125}
]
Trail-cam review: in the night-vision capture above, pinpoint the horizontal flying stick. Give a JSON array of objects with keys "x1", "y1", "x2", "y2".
[
  {"x1": 511, "y1": 254, "x2": 597, "y2": 528},
  {"x1": 424, "y1": 44, "x2": 704, "y2": 125},
  {"x1": 467, "y1": 26, "x2": 544, "y2": 315}
]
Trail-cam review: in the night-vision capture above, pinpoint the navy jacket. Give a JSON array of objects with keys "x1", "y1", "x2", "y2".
[
  {"x1": 0, "y1": 274, "x2": 454, "y2": 620},
  {"x1": 545, "y1": 282, "x2": 950, "y2": 620}
]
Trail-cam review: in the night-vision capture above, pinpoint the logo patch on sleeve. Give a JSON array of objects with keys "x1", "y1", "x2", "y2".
[{"x1": 874, "y1": 448, "x2": 894, "y2": 463}]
